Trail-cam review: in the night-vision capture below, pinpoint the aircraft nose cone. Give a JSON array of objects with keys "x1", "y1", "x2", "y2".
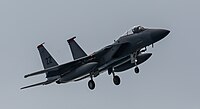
[{"x1": 151, "y1": 29, "x2": 170, "y2": 42}]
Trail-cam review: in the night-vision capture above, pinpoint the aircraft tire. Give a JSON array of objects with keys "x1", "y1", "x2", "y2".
[
  {"x1": 88, "y1": 80, "x2": 95, "y2": 90},
  {"x1": 134, "y1": 67, "x2": 139, "y2": 74},
  {"x1": 113, "y1": 75, "x2": 120, "y2": 85}
]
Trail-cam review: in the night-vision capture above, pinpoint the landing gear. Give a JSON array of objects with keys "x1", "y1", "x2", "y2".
[
  {"x1": 134, "y1": 66, "x2": 139, "y2": 74},
  {"x1": 88, "y1": 73, "x2": 95, "y2": 90},
  {"x1": 88, "y1": 80, "x2": 95, "y2": 90},
  {"x1": 113, "y1": 75, "x2": 120, "y2": 85},
  {"x1": 109, "y1": 68, "x2": 121, "y2": 85},
  {"x1": 131, "y1": 52, "x2": 140, "y2": 74}
]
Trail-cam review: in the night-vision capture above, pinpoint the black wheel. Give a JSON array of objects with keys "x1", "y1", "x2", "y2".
[
  {"x1": 113, "y1": 75, "x2": 120, "y2": 85},
  {"x1": 134, "y1": 67, "x2": 139, "y2": 74},
  {"x1": 88, "y1": 80, "x2": 95, "y2": 90}
]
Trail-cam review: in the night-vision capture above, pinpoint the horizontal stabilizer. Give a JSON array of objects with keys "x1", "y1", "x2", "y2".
[
  {"x1": 24, "y1": 70, "x2": 47, "y2": 78},
  {"x1": 21, "y1": 79, "x2": 56, "y2": 90},
  {"x1": 24, "y1": 66, "x2": 60, "y2": 78},
  {"x1": 21, "y1": 81, "x2": 46, "y2": 90}
]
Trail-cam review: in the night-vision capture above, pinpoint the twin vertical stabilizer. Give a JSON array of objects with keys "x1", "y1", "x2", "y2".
[
  {"x1": 67, "y1": 37, "x2": 87, "y2": 60},
  {"x1": 37, "y1": 43, "x2": 60, "y2": 78}
]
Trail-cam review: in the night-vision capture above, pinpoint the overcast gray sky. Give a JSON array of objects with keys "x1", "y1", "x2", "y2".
[{"x1": 0, "y1": 0, "x2": 200, "y2": 109}]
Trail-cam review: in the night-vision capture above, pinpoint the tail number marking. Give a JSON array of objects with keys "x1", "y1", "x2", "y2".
[{"x1": 46, "y1": 56, "x2": 52, "y2": 65}]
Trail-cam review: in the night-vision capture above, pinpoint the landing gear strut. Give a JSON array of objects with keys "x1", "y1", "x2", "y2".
[
  {"x1": 88, "y1": 73, "x2": 95, "y2": 90},
  {"x1": 131, "y1": 52, "x2": 140, "y2": 74},
  {"x1": 108, "y1": 68, "x2": 121, "y2": 85}
]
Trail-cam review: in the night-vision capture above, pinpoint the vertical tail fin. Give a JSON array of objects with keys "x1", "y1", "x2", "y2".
[
  {"x1": 37, "y1": 43, "x2": 58, "y2": 69},
  {"x1": 37, "y1": 43, "x2": 59, "y2": 78},
  {"x1": 67, "y1": 37, "x2": 87, "y2": 60}
]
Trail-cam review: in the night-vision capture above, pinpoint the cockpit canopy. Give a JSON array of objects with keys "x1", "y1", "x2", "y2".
[{"x1": 121, "y1": 25, "x2": 146, "y2": 36}]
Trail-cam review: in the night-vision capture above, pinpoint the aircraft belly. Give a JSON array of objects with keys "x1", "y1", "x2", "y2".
[
  {"x1": 114, "y1": 53, "x2": 152, "y2": 72},
  {"x1": 59, "y1": 62, "x2": 98, "y2": 83},
  {"x1": 98, "y1": 55, "x2": 130, "y2": 72}
]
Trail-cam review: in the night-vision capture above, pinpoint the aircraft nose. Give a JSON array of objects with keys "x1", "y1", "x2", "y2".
[{"x1": 151, "y1": 29, "x2": 170, "y2": 42}]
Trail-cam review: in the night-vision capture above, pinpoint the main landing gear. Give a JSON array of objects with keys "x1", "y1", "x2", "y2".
[
  {"x1": 88, "y1": 68, "x2": 121, "y2": 90},
  {"x1": 108, "y1": 68, "x2": 121, "y2": 86},
  {"x1": 88, "y1": 73, "x2": 95, "y2": 90},
  {"x1": 134, "y1": 66, "x2": 139, "y2": 74},
  {"x1": 113, "y1": 75, "x2": 120, "y2": 85},
  {"x1": 88, "y1": 79, "x2": 95, "y2": 90}
]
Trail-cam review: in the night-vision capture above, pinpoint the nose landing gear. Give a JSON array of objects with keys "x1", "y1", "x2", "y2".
[{"x1": 131, "y1": 52, "x2": 140, "y2": 74}]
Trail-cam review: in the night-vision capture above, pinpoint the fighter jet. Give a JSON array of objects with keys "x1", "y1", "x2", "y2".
[{"x1": 21, "y1": 26, "x2": 170, "y2": 90}]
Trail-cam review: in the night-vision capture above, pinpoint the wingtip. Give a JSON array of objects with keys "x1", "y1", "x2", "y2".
[
  {"x1": 37, "y1": 42, "x2": 45, "y2": 48},
  {"x1": 67, "y1": 36, "x2": 76, "y2": 42}
]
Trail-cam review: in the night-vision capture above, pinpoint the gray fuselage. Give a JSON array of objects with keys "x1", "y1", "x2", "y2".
[{"x1": 92, "y1": 28, "x2": 169, "y2": 74}]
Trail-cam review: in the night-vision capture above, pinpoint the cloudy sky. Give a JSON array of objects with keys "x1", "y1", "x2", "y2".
[{"x1": 0, "y1": 0, "x2": 200, "y2": 109}]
